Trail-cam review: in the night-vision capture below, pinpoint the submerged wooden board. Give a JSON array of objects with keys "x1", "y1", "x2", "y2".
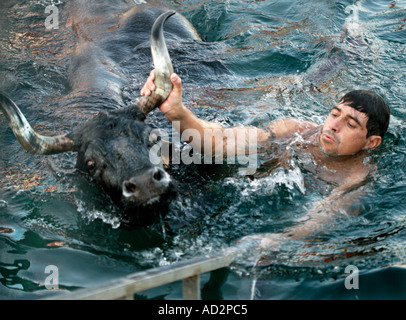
[{"x1": 46, "y1": 251, "x2": 237, "y2": 300}]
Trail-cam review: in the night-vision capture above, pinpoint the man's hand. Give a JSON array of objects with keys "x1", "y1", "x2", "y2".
[
  {"x1": 140, "y1": 70, "x2": 157, "y2": 97},
  {"x1": 141, "y1": 70, "x2": 185, "y2": 122}
]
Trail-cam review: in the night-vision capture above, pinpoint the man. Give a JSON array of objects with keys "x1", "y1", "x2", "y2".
[{"x1": 141, "y1": 70, "x2": 390, "y2": 249}]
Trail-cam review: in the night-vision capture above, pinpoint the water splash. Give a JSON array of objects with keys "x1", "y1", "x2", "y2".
[
  {"x1": 35, "y1": 0, "x2": 63, "y2": 7},
  {"x1": 75, "y1": 198, "x2": 121, "y2": 229},
  {"x1": 344, "y1": 4, "x2": 363, "y2": 38}
]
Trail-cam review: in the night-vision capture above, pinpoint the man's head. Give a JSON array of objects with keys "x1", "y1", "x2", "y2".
[{"x1": 320, "y1": 90, "x2": 390, "y2": 156}]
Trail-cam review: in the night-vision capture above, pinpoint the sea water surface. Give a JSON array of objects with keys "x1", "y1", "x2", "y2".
[{"x1": 0, "y1": 0, "x2": 406, "y2": 300}]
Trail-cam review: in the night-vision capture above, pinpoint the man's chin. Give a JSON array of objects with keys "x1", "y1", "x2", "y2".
[
  {"x1": 319, "y1": 142, "x2": 340, "y2": 157},
  {"x1": 320, "y1": 145, "x2": 360, "y2": 157}
]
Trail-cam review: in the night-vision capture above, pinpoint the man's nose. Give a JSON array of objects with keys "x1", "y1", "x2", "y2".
[{"x1": 329, "y1": 117, "x2": 342, "y2": 132}]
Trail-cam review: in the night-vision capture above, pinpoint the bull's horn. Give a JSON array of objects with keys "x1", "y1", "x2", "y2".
[
  {"x1": 0, "y1": 92, "x2": 75, "y2": 155},
  {"x1": 138, "y1": 10, "x2": 175, "y2": 115}
]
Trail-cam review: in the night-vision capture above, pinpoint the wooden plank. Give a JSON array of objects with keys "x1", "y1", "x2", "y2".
[
  {"x1": 46, "y1": 251, "x2": 237, "y2": 300},
  {"x1": 183, "y1": 275, "x2": 201, "y2": 300}
]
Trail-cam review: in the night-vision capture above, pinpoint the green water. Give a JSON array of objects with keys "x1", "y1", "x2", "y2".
[{"x1": 1, "y1": 0, "x2": 406, "y2": 300}]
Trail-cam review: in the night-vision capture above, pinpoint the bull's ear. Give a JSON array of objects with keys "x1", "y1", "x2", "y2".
[
  {"x1": 160, "y1": 138, "x2": 173, "y2": 166},
  {"x1": 149, "y1": 129, "x2": 173, "y2": 166}
]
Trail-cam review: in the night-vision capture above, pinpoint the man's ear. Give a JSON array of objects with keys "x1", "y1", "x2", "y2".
[{"x1": 364, "y1": 135, "x2": 382, "y2": 150}]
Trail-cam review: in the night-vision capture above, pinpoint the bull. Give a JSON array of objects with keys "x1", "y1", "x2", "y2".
[{"x1": 0, "y1": 5, "x2": 198, "y2": 227}]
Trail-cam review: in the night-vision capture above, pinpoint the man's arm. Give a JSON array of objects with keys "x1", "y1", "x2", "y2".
[
  {"x1": 141, "y1": 71, "x2": 315, "y2": 157},
  {"x1": 142, "y1": 71, "x2": 269, "y2": 156},
  {"x1": 265, "y1": 118, "x2": 318, "y2": 139}
]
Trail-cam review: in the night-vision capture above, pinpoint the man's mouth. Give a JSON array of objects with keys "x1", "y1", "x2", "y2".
[{"x1": 322, "y1": 132, "x2": 336, "y2": 144}]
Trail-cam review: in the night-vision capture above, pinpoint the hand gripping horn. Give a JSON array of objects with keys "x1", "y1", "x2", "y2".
[{"x1": 137, "y1": 10, "x2": 175, "y2": 115}]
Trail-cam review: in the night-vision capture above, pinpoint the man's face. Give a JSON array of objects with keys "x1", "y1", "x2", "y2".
[{"x1": 320, "y1": 102, "x2": 372, "y2": 156}]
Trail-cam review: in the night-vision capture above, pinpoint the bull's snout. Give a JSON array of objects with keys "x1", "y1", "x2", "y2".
[{"x1": 122, "y1": 167, "x2": 171, "y2": 205}]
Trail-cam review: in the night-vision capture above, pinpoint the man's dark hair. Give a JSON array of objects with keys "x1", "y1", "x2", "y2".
[{"x1": 340, "y1": 90, "x2": 390, "y2": 139}]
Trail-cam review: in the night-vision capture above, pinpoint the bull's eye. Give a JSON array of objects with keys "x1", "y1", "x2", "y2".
[
  {"x1": 149, "y1": 133, "x2": 158, "y2": 144},
  {"x1": 149, "y1": 130, "x2": 163, "y2": 146}
]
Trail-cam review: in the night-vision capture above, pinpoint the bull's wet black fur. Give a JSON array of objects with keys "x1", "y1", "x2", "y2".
[
  {"x1": 0, "y1": 8, "x2": 185, "y2": 228},
  {"x1": 67, "y1": 105, "x2": 176, "y2": 227},
  {"x1": 0, "y1": 2, "x2": 232, "y2": 228}
]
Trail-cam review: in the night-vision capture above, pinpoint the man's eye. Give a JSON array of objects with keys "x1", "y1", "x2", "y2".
[{"x1": 348, "y1": 122, "x2": 356, "y2": 129}]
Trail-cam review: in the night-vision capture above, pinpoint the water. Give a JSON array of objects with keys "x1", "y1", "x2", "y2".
[{"x1": 0, "y1": 0, "x2": 406, "y2": 300}]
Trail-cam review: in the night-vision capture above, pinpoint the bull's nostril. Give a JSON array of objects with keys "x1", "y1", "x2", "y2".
[
  {"x1": 124, "y1": 181, "x2": 137, "y2": 194},
  {"x1": 152, "y1": 168, "x2": 164, "y2": 181},
  {"x1": 123, "y1": 168, "x2": 170, "y2": 199}
]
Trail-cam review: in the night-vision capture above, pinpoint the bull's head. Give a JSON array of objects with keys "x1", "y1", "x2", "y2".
[{"x1": 0, "y1": 11, "x2": 176, "y2": 227}]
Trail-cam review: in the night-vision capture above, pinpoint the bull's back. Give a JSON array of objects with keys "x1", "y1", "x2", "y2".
[
  {"x1": 119, "y1": 5, "x2": 201, "y2": 44},
  {"x1": 67, "y1": 1, "x2": 200, "y2": 108}
]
